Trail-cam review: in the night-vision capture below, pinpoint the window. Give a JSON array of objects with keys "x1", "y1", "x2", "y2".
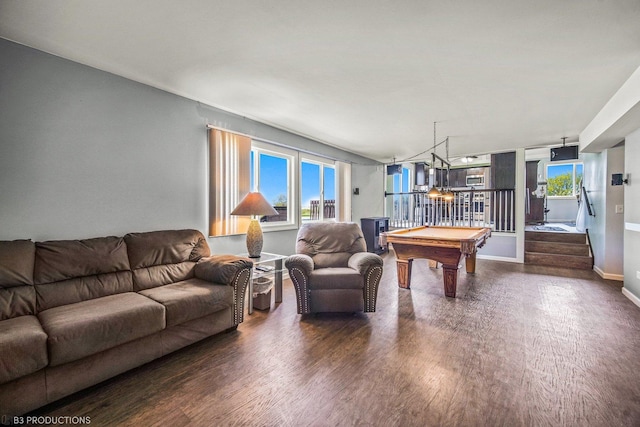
[
  {"x1": 250, "y1": 141, "x2": 297, "y2": 227},
  {"x1": 392, "y1": 166, "x2": 411, "y2": 220},
  {"x1": 209, "y1": 127, "x2": 351, "y2": 235},
  {"x1": 546, "y1": 162, "x2": 583, "y2": 197},
  {"x1": 301, "y1": 156, "x2": 336, "y2": 222}
]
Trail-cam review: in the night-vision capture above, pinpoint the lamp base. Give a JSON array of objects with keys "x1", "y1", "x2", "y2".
[{"x1": 246, "y1": 219, "x2": 264, "y2": 258}]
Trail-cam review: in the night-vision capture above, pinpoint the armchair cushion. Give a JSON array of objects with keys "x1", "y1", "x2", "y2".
[
  {"x1": 309, "y1": 268, "x2": 363, "y2": 290},
  {"x1": 295, "y1": 222, "x2": 366, "y2": 268}
]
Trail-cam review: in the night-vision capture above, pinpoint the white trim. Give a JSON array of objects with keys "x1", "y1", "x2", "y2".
[
  {"x1": 251, "y1": 142, "x2": 299, "y2": 230},
  {"x1": 622, "y1": 287, "x2": 640, "y2": 309},
  {"x1": 594, "y1": 265, "x2": 624, "y2": 281},
  {"x1": 477, "y1": 254, "x2": 520, "y2": 263},
  {"x1": 515, "y1": 148, "x2": 526, "y2": 264},
  {"x1": 492, "y1": 231, "x2": 517, "y2": 238},
  {"x1": 625, "y1": 222, "x2": 640, "y2": 232}
]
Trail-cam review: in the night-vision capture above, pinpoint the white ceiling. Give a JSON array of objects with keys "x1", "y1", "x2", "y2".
[{"x1": 1, "y1": 0, "x2": 639, "y2": 163}]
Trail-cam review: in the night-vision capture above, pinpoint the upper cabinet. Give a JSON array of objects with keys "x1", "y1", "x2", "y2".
[{"x1": 490, "y1": 152, "x2": 516, "y2": 189}]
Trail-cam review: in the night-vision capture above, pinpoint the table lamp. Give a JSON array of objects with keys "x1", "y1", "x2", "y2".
[{"x1": 231, "y1": 192, "x2": 278, "y2": 258}]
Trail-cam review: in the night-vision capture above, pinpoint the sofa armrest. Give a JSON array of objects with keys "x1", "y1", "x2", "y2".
[
  {"x1": 348, "y1": 252, "x2": 383, "y2": 275},
  {"x1": 195, "y1": 255, "x2": 252, "y2": 285},
  {"x1": 195, "y1": 255, "x2": 253, "y2": 324},
  {"x1": 284, "y1": 254, "x2": 314, "y2": 314}
]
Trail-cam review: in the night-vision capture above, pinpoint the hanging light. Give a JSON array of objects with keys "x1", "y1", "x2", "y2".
[
  {"x1": 442, "y1": 188, "x2": 454, "y2": 201},
  {"x1": 428, "y1": 122, "x2": 442, "y2": 198},
  {"x1": 428, "y1": 184, "x2": 441, "y2": 198},
  {"x1": 442, "y1": 137, "x2": 454, "y2": 201}
]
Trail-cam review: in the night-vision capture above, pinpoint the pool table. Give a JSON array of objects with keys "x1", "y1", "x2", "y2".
[{"x1": 383, "y1": 226, "x2": 491, "y2": 297}]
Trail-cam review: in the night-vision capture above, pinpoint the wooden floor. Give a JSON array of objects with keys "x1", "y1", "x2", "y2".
[{"x1": 27, "y1": 253, "x2": 640, "y2": 427}]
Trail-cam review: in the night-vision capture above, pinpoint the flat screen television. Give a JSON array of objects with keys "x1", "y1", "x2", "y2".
[
  {"x1": 550, "y1": 145, "x2": 578, "y2": 161},
  {"x1": 386, "y1": 164, "x2": 402, "y2": 175}
]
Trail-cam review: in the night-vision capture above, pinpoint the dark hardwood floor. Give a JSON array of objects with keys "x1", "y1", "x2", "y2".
[{"x1": 26, "y1": 253, "x2": 640, "y2": 426}]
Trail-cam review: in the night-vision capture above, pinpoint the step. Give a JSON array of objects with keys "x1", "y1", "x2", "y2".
[
  {"x1": 525, "y1": 231, "x2": 586, "y2": 244},
  {"x1": 525, "y1": 240, "x2": 591, "y2": 257},
  {"x1": 524, "y1": 252, "x2": 593, "y2": 270}
]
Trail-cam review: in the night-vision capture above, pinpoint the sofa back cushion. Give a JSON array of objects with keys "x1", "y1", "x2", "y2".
[
  {"x1": 34, "y1": 236, "x2": 133, "y2": 311},
  {"x1": 124, "y1": 229, "x2": 211, "y2": 291},
  {"x1": 295, "y1": 222, "x2": 367, "y2": 268},
  {"x1": 0, "y1": 240, "x2": 37, "y2": 320}
]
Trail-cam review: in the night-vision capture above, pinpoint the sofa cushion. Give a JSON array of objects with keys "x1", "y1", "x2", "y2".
[
  {"x1": 0, "y1": 240, "x2": 37, "y2": 320},
  {"x1": 34, "y1": 236, "x2": 133, "y2": 310},
  {"x1": 38, "y1": 293, "x2": 165, "y2": 367},
  {"x1": 0, "y1": 315, "x2": 48, "y2": 384},
  {"x1": 34, "y1": 236, "x2": 130, "y2": 284},
  {"x1": 0, "y1": 286, "x2": 37, "y2": 321},
  {"x1": 0, "y1": 240, "x2": 35, "y2": 287},
  {"x1": 309, "y1": 268, "x2": 364, "y2": 290},
  {"x1": 131, "y1": 262, "x2": 198, "y2": 292},
  {"x1": 125, "y1": 230, "x2": 211, "y2": 291},
  {"x1": 139, "y1": 278, "x2": 233, "y2": 327}
]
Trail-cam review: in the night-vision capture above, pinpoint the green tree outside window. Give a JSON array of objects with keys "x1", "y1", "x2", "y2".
[{"x1": 546, "y1": 163, "x2": 583, "y2": 197}]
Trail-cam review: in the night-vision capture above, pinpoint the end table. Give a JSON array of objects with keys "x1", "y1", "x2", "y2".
[{"x1": 237, "y1": 252, "x2": 286, "y2": 314}]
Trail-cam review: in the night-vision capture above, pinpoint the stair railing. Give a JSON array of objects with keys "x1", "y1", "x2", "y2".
[{"x1": 384, "y1": 188, "x2": 515, "y2": 232}]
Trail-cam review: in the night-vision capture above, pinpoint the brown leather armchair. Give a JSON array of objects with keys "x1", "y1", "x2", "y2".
[{"x1": 285, "y1": 222, "x2": 384, "y2": 314}]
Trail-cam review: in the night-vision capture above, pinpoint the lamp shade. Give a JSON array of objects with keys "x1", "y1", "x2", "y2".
[
  {"x1": 230, "y1": 192, "x2": 278, "y2": 217},
  {"x1": 427, "y1": 185, "x2": 441, "y2": 198}
]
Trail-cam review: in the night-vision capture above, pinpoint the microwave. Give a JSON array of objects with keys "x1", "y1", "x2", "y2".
[{"x1": 466, "y1": 174, "x2": 485, "y2": 187}]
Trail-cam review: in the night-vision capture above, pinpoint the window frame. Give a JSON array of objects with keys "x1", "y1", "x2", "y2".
[
  {"x1": 250, "y1": 140, "x2": 298, "y2": 231},
  {"x1": 300, "y1": 153, "x2": 337, "y2": 223},
  {"x1": 545, "y1": 161, "x2": 583, "y2": 199}
]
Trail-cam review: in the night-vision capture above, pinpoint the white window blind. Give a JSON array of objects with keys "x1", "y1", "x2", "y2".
[{"x1": 208, "y1": 128, "x2": 251, "y2": 236}]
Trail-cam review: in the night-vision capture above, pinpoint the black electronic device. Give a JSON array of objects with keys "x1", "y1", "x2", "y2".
[
  {"x1": 550, "y1": 145, "x2": 579, "y2": 162},
  {"x1": 611, "y1": 173, "x2": 628, "y2": 186},
  {"x1": 386, "y1": 164, "x2": 402, "y2": 175}
]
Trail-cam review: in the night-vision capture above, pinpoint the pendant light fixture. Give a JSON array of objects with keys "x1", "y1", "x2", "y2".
[
  {"x1": 427, "y1": 122, "x2": 442, "y2": 198},
  {"x1": 442, "y1": 137, "x2": 454, "y2": 201}
]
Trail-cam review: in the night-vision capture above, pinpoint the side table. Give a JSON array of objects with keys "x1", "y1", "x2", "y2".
[{"x1": 237, "y1": 252, "x2": 286, "y2": 314}]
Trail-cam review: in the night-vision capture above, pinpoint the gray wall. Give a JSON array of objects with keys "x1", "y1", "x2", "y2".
[
  {"x1": 624, "y1": 128, "x2": 640, "y2": 300},
  {"x1": 583, "y1": 146, "x2": 625, "y2": 278},
  {"x1": 0, "y1": 39, "x2": 380, "y2": 255},
  {"x1": 352, "y1": 164, "x2": 385, "y2": 224}
]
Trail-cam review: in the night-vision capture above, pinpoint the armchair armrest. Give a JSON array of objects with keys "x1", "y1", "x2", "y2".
[
  {"x1": 195, "y1": 255, "x2": 253, "y2": 324},
  {"x1": 284, "y1": 254, "x2": 314, "y2": 276},
  {"x1": 348, "y1": 252, "x2": 383, "y2": 274},
  {"x1": 285, "y1": 254, "x2": 314, "y2": 314},
  {"x1": 348, "y1": 252, "x2": 384, "y2": 313}
]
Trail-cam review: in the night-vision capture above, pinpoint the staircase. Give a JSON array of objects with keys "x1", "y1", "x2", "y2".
[{"x1": 524, "y1": 230, "x2": 593, "y2": 270}]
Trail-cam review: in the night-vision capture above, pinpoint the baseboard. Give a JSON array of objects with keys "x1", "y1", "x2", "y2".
[
  {"x1": 622, "y1": 287, "x2": 640, "y2": 309},
  {"x1": 477, "y1": 255, "x2": 520, "y2": 263},
  {"x1": 594, "y1": 265, "x2": 624, "y2": 281}
]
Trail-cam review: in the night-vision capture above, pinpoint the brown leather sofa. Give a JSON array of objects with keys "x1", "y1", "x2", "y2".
[
  {"x1": 0, "y1": 229, "x2": 252, "y2": 417},
  {"x1": 285, "y1": 222, "x2": 383, "y2": 314}
]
